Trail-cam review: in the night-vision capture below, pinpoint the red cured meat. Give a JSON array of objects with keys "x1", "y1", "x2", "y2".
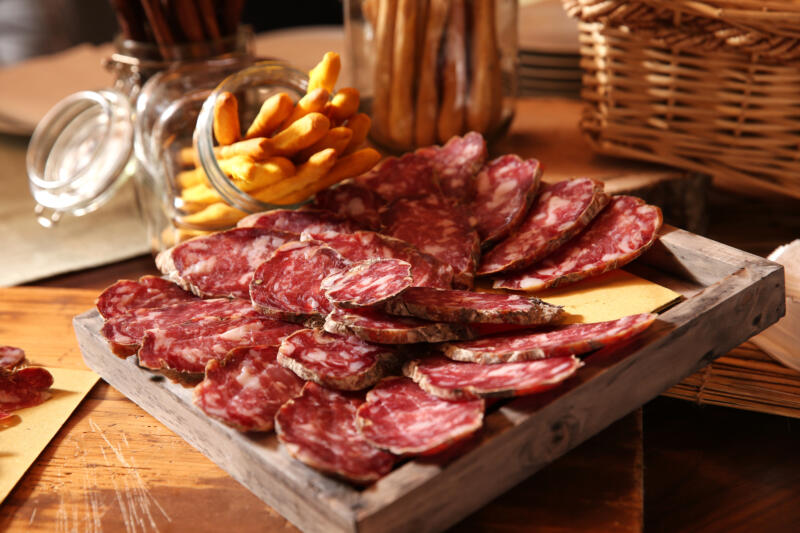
[
  {"x1": 193, "y1": 345, "x2": 305, "y2": 431},
  {"x1": 356, "y1": 377, "x2": 484, "y2": 455},
  {"x1": 321, "y1": 259, "x2": 413, "y2": 308},
  {"x1": 353, "y1": 152, "x2": 440, "y2": 202},
  {"x1": 250, "y1": 241, "x2": 349, "y2": 324},
  {"x1": 312, "y1": 183, "x2": 384, "y2": 230},
  {"x1": 428, "y1": 132, "x2": 487, "y2": 201},
  {"x1": 404, "y1": 355, "x2": 583, "y2": 400},
  {"x1": 0, "y1": 366, "x2": 54, "y2": 412},
  {"x1": 0, "y1": 346, "x2": 25, "y2": 370},
  {"x1": 442, "y1": 313, "x2": 657, "y2": 364},
  {"x1": 96, "y1": 276, "x2": 196, "y2": 319},
  {"x1": 479, "y1": 178, "x2": 609, "y2": 276},
  {"x1": 278, "y1": 329, "x2": 398, "y2": 390},
  {"x1": 325, "y1": 307, "x2": 475, "y2": 344},
  {"x1": 236, "y1": 208, "x2": 360, "y2": 235},
  {"x1": 275, "y1": 382, "x2": 396, "y2": 484},
  {"x1": 157, "y1": 227, "x2": 295, "y2": 299},
  {"x1": 380, "y1": 195, "x2": 480, "y2": 289},
  {"x1": 470, "y1": 155, "x2": 542, "y2": 247},
  {"x1": 494, "y1": 196, "x2": 663, "y2": 291}
]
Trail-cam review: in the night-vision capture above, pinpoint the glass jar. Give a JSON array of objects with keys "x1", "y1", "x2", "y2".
[{"x1": 344, "y1": 0, "x2": 518, "y2": 152}]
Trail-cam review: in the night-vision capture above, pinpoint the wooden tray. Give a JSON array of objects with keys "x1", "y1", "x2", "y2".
[{"x1": 73, "y1": 226, "x2": 785, "y2": 533}]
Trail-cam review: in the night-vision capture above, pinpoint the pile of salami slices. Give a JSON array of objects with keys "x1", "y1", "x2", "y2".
[
  {"x1": 0, "y1": 346, "x2": 53, "y2": 420},
  {"x1": 99, "y1": 132, "x2": 663, "y2": 484}
]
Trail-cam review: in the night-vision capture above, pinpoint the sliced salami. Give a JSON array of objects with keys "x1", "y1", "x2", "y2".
[
  {"x1": 380, "y1": 195, "x2": 480, "y2": 289},
  {"x1": 278, "y1": 329, "x2": 399, "y2": 390},
  {"x1": 250, "y1": 241, "x2": 349, "y2": 324},
  {"x1": 356, "y1": 377, "x2": 484, "y2": 455},
  {"x1": 96, "y1": 276, "x2": 196, "y2": 319},
  {"x1": 353, "y1": 152, "x2": 440, "y2": 202},
  {"x1": 470, "y1": 155, "x2": 542, "y2": 247},
  {"x1": 479, "y1": 178, "x2": 609, "y2": 276},
  {"x1": 404, "y1": 355, "x2": 582, "y2": 400},
  {"x1": 321, "y1": 259, "x2": 413, "y2": 308},
  {"x1": 275, "y1": 382, "x2": 396, "y2": 484},
  {"x1": 0, "y1": 366, "x2": 54, "y2": 412},
  {"x1": 193, "y1": 345, "x2": 305, "y2": 432},
  {"x1": 383, "y1": 287, "x2": 564, "y2": 325},
  {"x1": 157, "y1": 227, "x2": 295, "y2": 299},
  {"x1": 325, "y1": 307, "x2": 475, "y2": 344},
  {"x1": 236, "y1": 208, "x2": 360, "y2": 235},
  {"x1": 0, "y1": 346, "x2": 25, "y2": 370},
  {"x1": 442, "y1": 313, "x2": 657, "y2": 364},
  {"x1": 494, "y1": 196, "x2": 663, "y2": 291},
  {"x1": 427, "y1": 131, "x2": 487, "y2": 201},
  {"x1": 312, "y1": 183, "x2": 384, "y2": 230}
]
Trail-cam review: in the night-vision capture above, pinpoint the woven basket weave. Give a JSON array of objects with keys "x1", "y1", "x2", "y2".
[{"x1": 565, "y1": 0, "x2": 800, "y2": 198}]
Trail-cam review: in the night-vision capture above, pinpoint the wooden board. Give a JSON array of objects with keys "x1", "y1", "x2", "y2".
[{"x1": 73, "y1": 226, "x2": 784, "y2": 533}]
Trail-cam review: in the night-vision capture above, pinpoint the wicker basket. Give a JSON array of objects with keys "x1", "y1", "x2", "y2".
[{"x1": 564, "y1": 0, "x2": 800, "y2": 198}]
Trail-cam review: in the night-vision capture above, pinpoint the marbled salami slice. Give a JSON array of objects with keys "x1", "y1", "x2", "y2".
[
  {"x1": 312, "y1": 183, "x2": 384, "y2": 230},
  {"x1": 157, "y1": 227, "x2": 295, "y2": 299},
  {"x1": 275, "y1": 382, "x2": 396, "y2": 484},
  {"x1": 0, "y1": 346, "x2": 25, "y2": 370},
  {"x1": 236, "y1": 208, "x2": 360, "y2": 235},
  {"x1": 193, "y1": 345, "x2": 305, "y2": 432},
  {"x1": 356, "y1": 377, "x2": 484, "y2": 455},
  {"x1": 380, "y1": 195, "x2": 480, "y2": 289},
  {"x1": 325, "y1": 307, "x2": 475, "y2": 344},
  {"x1": 250, "y1": 241, "x2": 349, "y2": 324},
  {"x1": 384, "y1": 287, "x2": 564, "y2": 325},
  {"x1": 321, "y1": 259, "x2": 413, "y2": 308},
  {"x1": 442, "y1": 313, "x2": 657, "y2": 364},
  {"x1": 404, "y1": 355, "x2": 582, "y2": 400},
  {"x1": 0, "y1": 366, "x2": 54, "y2": 412},
  {"x1": 470, "y1": 155, "x2": 542, "y2": 247},
  {"x1": 494, "y1": 196, "x2": 663, "y2": 291},
  {"x1": 353, "y1": 152, "x2": 440, "y2": 202},
  {"x1": 428, "y1": 132, "x2": 487, "y2": 201},
  {"x1": 278, "y1": 329, "x2": 398, "y2": 390},
  {"x1": 479, "y1": 178, "x2": 609, "y2": 276},
  {"x1": 96, "y1": 276, "x2": 196, "y2": 319}
]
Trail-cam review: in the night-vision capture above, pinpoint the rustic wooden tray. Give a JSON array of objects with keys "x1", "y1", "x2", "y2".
[{"x1": 73, "y1": 225, "x2": 784, "y2": 533}]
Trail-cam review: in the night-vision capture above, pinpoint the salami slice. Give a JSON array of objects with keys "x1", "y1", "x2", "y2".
[
  {"x1": 275, "y1": 382, "x2": 396, "y2": 484},
  {"x1": 304, "y1": 230, "x2": 454, "y2": 289},
  {"x1": 236, "y1": 208, "x2": 360, "y2": 235},
  {"x1": 321, "y1": 259, "x2": 413, "y2": 308},
  {"x1": 96, "y1": 276, "x2": 196, "y2": 319},
  {"x1": 494, "y1": 196, "x2": 663, "y2": 291},
  {"x1": 442, "y1": 313, "x2": 657, "y2": 364},
  {"x1": 278, "y1": 329, "x2": 399, "y2": 390},
  {"x1": 157, "y1": 227, "x2": 295, "y2": 299},
  {"x1": 380, "y1": 195, "x2": 480, "y2": 289},
  {"x1": 404, "y1": 355, "x2": 582, "y2": 400},
  {"x1": 356, "y1": 377, "x2": 484, "y2": 455},
  {"x1": 325, "y1": 307, "x2": 475, "y2": 344},
  {"x1": 470, "y1": 155, "x2": 542, "y2": 247},
  {"x1": 353, "y1": 152, "x2": 440, "y2": 202},
  {"x1": 428, "y1": 131, "x2": 487, "y2": 201},
  {"x1": 383, "y1": 287, "x2": 564, "y2": 325},
  {"x1": 0, "y1": 366, "x2": 54, "y2": 412},
  {"x1": 312, "y1": 183, "x2": 384, "y2": 230},
  {"x1": 193, "y1": 345, "x2": 305, "y2": 431},
  {"x1": 0, "y1": 346, "x2": 25, "y2": 370},
  {"x1": 479, "y1": 178, "x2": 609, "y2": 276},
  {"x1": 250, "y1": 241, "x2": 349, "y2": 324}
]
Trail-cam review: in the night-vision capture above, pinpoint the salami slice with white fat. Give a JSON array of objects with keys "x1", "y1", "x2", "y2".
[
  {"x1": 275, "y1": 382, "x2": 396, "y2": 484},
  {"x1": 96, "y1": 276, "x2": 196, "y2": 319},
  {"x1": 353, "y1": 152, "x2": 440, "y2": 202},
  {"x1": 325, "y1": 307, "x2": 475, "y2": 344},
  {"x1": 383, "y1": 287, "x2": 564, "y2": 325},
  {"x1": 193, "y1": 345, "x2": 305, "y2": 432},
  {"x1": 380, "y1": 195, "x2": 480, "y2": 289},
  {"x1": 236, "y1": 208, "x2": 360, "y2": 235},
  {"x1": 442, "y1": 313, "x2": 657, "y2": 364},
  {"x1": 427, "y1": 132, "x2": 487, "y2": 201},
  {"x1": 479, "y1": 178, "x2": 609, "y2": 276},
  {"x1": 312, "y1": 183, "x2": 384, "y2": 230},
  {"x1": 157, "y1": 227, "x2": 295, "y2": 299},
  {"x1": 356, "y1": 377, "x2": 484, "y2": 455},
  {"x1": 0, "y1": 346, "x2": 25, "y2": 370},
  {"x1": 278, "y1": 329, "x2": 399, "y2": 390},
  {"x1": 321, "y1": 259, "x2": 413, "y2": 308},
  {"x1": 404, "y1": 355, "x2": 582, "y2": 400},
  {"x1": 0, "y1": 366, "x2": 54, "y2": 413}
]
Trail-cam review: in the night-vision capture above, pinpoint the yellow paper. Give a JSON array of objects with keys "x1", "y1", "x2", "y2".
[{"x1": 0, "y1": 367, "x2": 99, "y2": 502}]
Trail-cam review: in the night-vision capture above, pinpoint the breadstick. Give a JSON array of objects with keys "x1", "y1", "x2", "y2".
[
  {"x1": 278, "y1": 88, "x2": 330, "y2": 131},
  {"x1": 371, "y1": 0, "x2": 397, "y2": 146},
  {"x1": 196, "y1": 0, "x2": 221, "y2": 40},
  {"x1": 213, "y1": 91, "x2": 241, "y2": 145},
  {"x1": 437, "y1": 0, "x2": 467, "y2": 143},
  {"x1": 219, "y1": 156, "x2": 295, "y2": 191},
  {"x1": 388, "y1": 0, "x2": 418, "y2": 150},
  {"x1": 181, "y1": 182, "x2": 222, "y2": 207},
  {"x1": 343, "y1": 113, "x2": 371, "y2": 154},
  {"x1": 308, "y1": 52, "x2": 341, "y2": 94},
  {"x1": 326, "y1": 88, "x2": 360, "y2": 123},
  {"x1": 271, "y1": 112, "x2": 330, "y2": 157},
  {"x1": 216, "y1": 137, "x2": 273, "y2": 160},
  {"x1": 415, "y1": 0, "x2": 449, "y2": 147},
  {"x1": 466, "y1": 0, "x2": 502, "y2": 134},
  {"x1": 245, "y1": 92, "x2": 294, "y2": 139},
  {"x1": 176, "y1": 168, "x2": 207, "y2": 189},
  {"x1": 362, "y1": 0, "x2": 380, "y2": 28},
  {"x1": 177, "y1": 146, "x2": 199, "y2": 168},
  {"x1": 181, "y1": 203, "x2": 247, "y2": 229},
  {"x1": 250, "y1": 149, "x2": 338, "y2": 204},
  {"x1": 173, "y1": 0, "x2": 205, "y2": 42},
  {"x1": 295, "y1": 127, "x2": 353, "y2": 161}
]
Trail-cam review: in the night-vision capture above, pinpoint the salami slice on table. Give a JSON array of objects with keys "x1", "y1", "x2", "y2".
[
  {"x1": 470, "y1": 155, "x2": 542, "y2": 247},
  {"x1": 383, "y1": 287, "x2": 564, "y2": 325},
  {"x1": 494, "y1": 196, "x2": 663, "y2": 291},
  {"x1": 250, "y1": 241, "x2": 349, "y2": 325},
  {"x1": 312, "y1": 183, "x2": 384, "y2": 230},
  {"x1": 275, "y1": 382, "x2": 396, "y2": 484},
  {"x1": 0, "y1": 346, "x2": 25, "y2": 370},
  {"x1": 96, "y1": 276, "x2": 196, "y2": 319},
  {"x1": 157, "y1": 227, "x2": 295, "y2": 299},
  {"x1": 442, "y1": 313, "x2": 657, "y2": 364},
  {"x1": 404, "y1": 355, "x2": 582, "y2": 400},
  {"x1": 193, "y1": 345, "x2": 305, "y2": 432},
  {"x1": 325, "y1": 307, "x2": 475, "y2": 344},
  {"x1": 321, "y1": 259, "x2": 413, "y2": 308},
  {"x1": 428, "y1": 132, "x2": 487, "y2": 201},
  {"x1": 380, "y1": 195, "x2": 480, "y2": 289},
  {"x1": 278, "y1": 329, "x2": 399, "y2": 390},
  {"x1": 479, "y1": 178, "x2": 609, "y2": 276},
  {"x1": 353, "y1": 152, "x2": 440, "y2": 202},
  {"x1": 0, "y1": 366, "x2": 54, "y2": 413},
  {"x1": 236, "y1": 208, "x2": 360, "y2": 235},
  {"x1": 356, "y1": 377, "x2": 484, "y2": 455}
]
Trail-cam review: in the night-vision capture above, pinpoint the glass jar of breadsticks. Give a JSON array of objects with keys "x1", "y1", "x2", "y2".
[{"x1": 344, "y1": 0, "x2": 518, "y2": 152}]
